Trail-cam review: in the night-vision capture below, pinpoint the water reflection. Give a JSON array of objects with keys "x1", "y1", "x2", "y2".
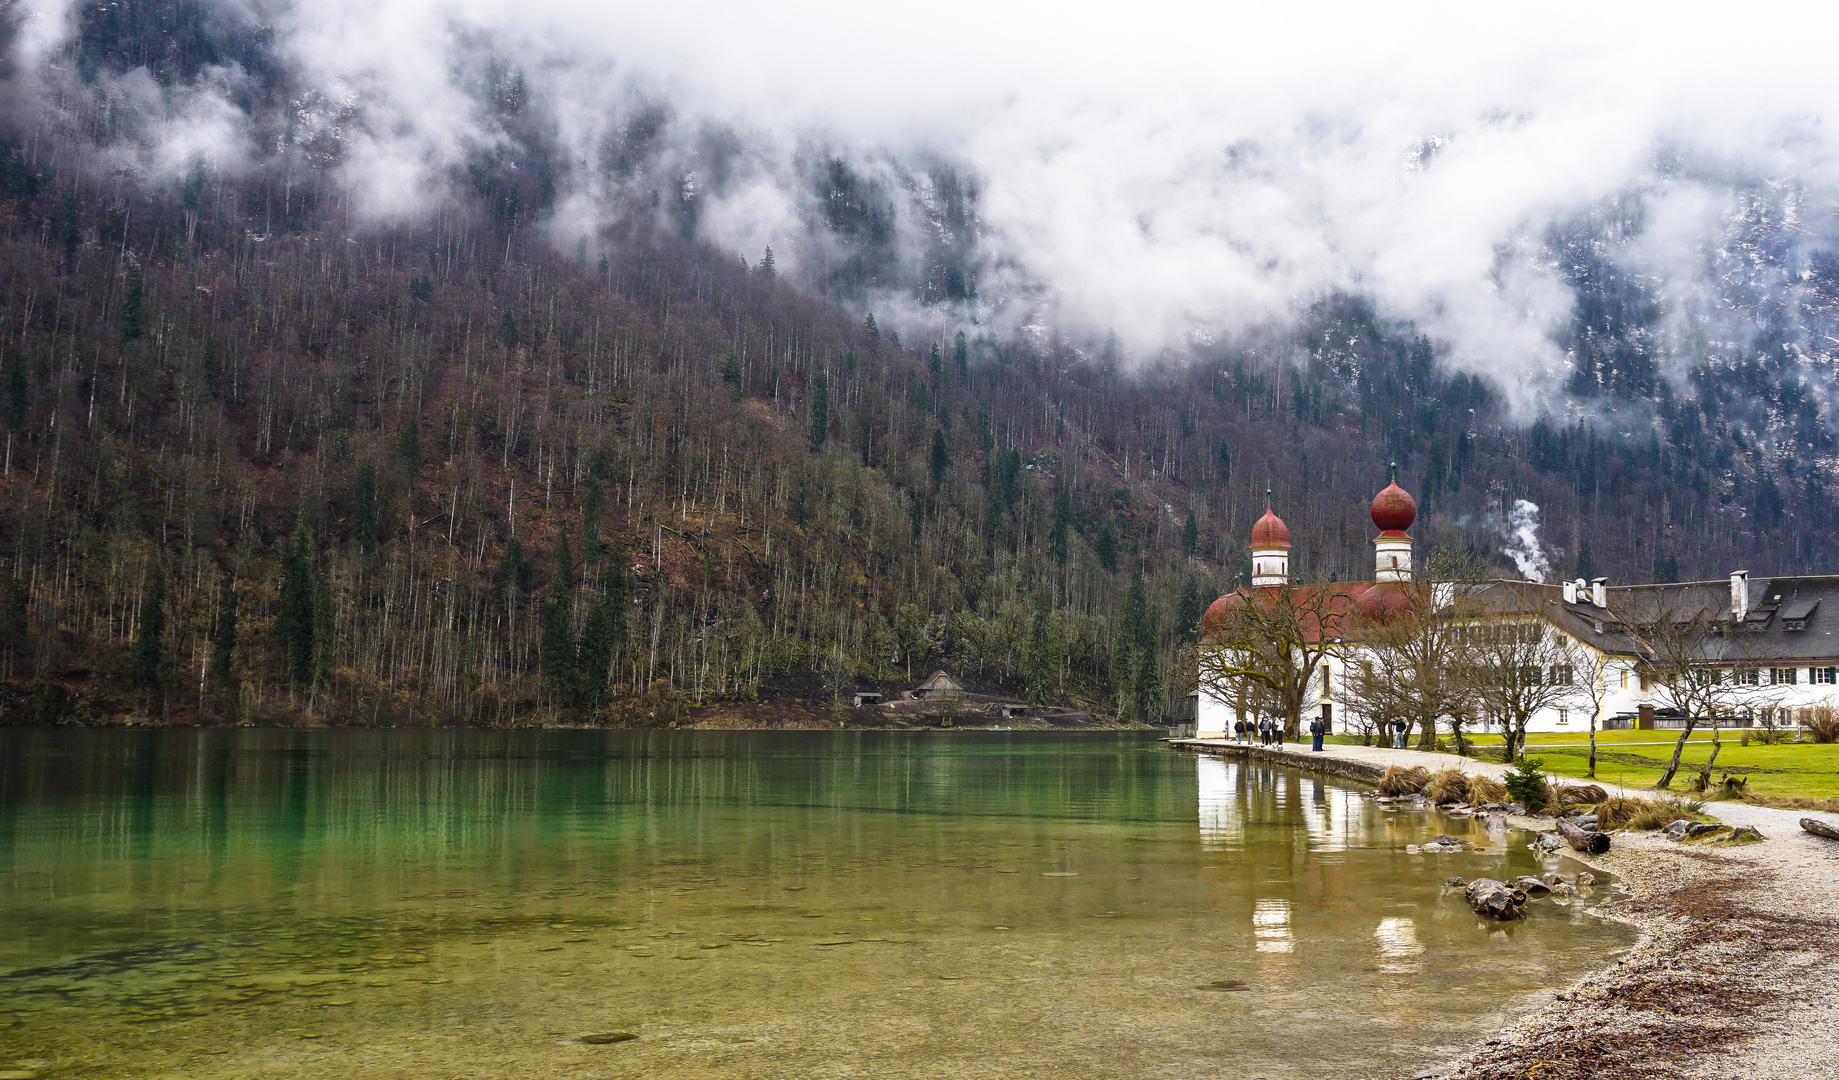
[
  {"x1": 1374, "y1": 916, "x2": 1424, "y2": 975},
  {"x1": 0, "y1": 730, "x2": 1633, "y2": 1080},
  {"x1": 1253, "y1": 898, "x2": 1295, "y2": 953}
]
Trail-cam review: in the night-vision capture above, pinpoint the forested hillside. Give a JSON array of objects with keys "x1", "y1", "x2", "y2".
[{"x1": 2, "y1": 81, "x2": 1838, "y2": 725}]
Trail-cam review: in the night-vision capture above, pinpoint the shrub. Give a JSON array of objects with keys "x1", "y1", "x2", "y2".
[
  {"x1": 1425, "y1": 768, "x2": 1471, "y2": 803},
  {"x1": 1502, "y1": 758, "x2": 1550, "y2": 814},
  {"x1": 1467, "y1": 775, "x2": 1509, "y2": 806},
  {"x1": 1807, "y1": 701, "x2": 1839, "y2": 744},
  {"x1": 1377, "y1": 765, "x2": 1431, "y2": 796}
]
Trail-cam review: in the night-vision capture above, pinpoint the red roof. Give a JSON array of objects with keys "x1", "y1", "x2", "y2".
[
  {"x1": 1370, "y1": 482, "x2": 1416, "y2": 533},
  {"x1": 1249, "y1": 508, "x2": 1291, "y2": 550},
  {"x1": 1202, "y1": 582, "x2": 1374, "y2": 643}
]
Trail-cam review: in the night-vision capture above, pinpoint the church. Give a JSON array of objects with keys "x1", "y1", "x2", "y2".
[{"x1": 1195, "y1": 471, "x2": 1839, "y2": 741}]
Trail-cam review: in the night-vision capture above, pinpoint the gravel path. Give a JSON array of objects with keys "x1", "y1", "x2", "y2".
[{"x1": 1174, "y1": 738, "x2": 1839, "y2": 1079}]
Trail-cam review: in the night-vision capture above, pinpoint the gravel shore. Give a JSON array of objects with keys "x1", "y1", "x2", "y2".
[{"x1": 1431, "y1": 818, "x2": 1839, "y2": 1080}]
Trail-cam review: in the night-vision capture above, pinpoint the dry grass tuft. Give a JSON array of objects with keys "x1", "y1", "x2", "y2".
[
  {"x1": 1466, "y1": 775, "x2": 1509, "y2": 806},
  {"x1": 1377, "y1": 764, "x2": 1431, "y2": 796},
  {"x1": 1593, "y1": 795, "x2": 1707, "y2": 831},
  {"x1": 1552, "y1": 783, "x2": 1608, "y2": 807},
  {"x1": 1425, "y1": 768, "x2": 1471, "y2": 803}
]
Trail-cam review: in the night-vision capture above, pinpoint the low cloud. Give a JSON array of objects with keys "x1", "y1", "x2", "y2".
[{"x1": 12, "y1": 0, "x2": 1839, "y2": 412}]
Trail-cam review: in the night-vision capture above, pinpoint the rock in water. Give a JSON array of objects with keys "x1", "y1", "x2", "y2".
[
  {"x1": 1513, "y1": 875, "x2": 1552, "y2": 896},
  {"x1": 1576, "y1": 872, "x2": 1596, "y2": 887},
  {"x1": 1802, "y1": 818, "x2": 1839, "y2": 841},
  {"x1": 1549, "y1": 882, "x2": 1578, "y2": 899},
  {"x1": 1444, "y1": 876, "x2": 1468, "y2": 888},
  {"x1": 1465, "y1": 878, "x2": 1526, "y2": 920},
  {"x1": 581, "y1": 1033, "x2": 638, "y2": 1045}
]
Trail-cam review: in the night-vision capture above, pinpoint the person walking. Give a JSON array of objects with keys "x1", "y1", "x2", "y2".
[
  {"x1": 1391, "y1": 717, "x2": 1408, "y2": 749},
  {"x1": 1310, "y1": 716, "x2": 1325, "y2": 752},
  {"x1": 1273, "y1": 720, "x2": 1285, "y2": 748},
  {"x1": 1257, "y1": 718, "x2": 1269, "y2": 746}
]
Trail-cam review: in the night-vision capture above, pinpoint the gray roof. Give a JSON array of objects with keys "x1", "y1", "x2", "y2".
[{"x1": 1469, "y1": 576, "x2": 1839, "y2": 666}]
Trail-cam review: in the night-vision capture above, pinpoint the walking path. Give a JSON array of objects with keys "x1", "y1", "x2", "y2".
[
  {"x1": 1166, "y1": 736, "x2": 1839, "y2": 834},
  {"x1": 1168, "y1": 737, "x2": 1839, "y2": 1080}
]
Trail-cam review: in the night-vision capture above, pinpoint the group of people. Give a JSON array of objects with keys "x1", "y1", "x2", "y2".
[{"x1": 1232, "y1": 716, "x2": 1331, "y2": 752}]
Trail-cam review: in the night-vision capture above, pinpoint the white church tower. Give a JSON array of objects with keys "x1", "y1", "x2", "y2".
[{"x1": 1249, "y1": 489, "x2": 1290, "y2": 587}]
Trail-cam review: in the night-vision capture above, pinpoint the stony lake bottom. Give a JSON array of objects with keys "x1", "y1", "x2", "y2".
[{"x1": 0, "y1": 729, "x2": 1635, "y2": 1079}]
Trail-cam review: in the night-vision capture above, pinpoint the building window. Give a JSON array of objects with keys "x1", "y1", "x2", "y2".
[
  {"x1": 1556, "y1": 707, "x2": 1570, "y2": 726},
  {"x1": 1550, "y1": 665, "x2": 1574, "y2": 686},
  {"x1": 1816, "y1": 667, "x2": 1838, "y2": 686},
  {"x1": 1772, "y1": 667, "x2": 1797, "y2": 685},
  {"x1": 1736, "y1": 668, "x2": 1761, "y2": 686},
  {"x1": 1320, "y1": 664, "x2": 1332, "y2": 699},
  {"x1": 1619, "y1": 669, "x2": 1628, "y2": 690}
]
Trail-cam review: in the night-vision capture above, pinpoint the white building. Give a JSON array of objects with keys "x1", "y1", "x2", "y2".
[{"x1": 1197, "y1": 475, "x2": 1839, "y2": 739}]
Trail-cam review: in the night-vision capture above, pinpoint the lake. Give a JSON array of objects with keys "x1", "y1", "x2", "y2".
[{"x1": 0, "y1": 729, "x2": 1633, "y2": 1078}]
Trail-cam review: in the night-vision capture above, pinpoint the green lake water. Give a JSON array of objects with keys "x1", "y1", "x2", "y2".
[{"x1": 0, "y1": 729, "x2": 1634, "y2": 1079}]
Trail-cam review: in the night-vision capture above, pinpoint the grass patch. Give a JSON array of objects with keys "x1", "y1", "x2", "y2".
[{"x1": 1443, "y1": 737, "x2": 1839, "y2": 800}]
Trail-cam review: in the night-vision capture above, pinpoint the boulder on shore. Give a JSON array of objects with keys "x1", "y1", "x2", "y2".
[{"x1": 1465, "y1": 878, "x2": 1526, "y2": 920}]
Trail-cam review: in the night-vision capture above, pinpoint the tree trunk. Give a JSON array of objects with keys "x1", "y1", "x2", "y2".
[
  {"x1": 1802, "y1": 818, "x2": 1839, "y2": 841},
  {"x1": 1556, "y1": 816, "x2": 1611, "y2": 854},
  {"x1": 1588, "y1": 718, "x2": 1597, "y2": 779},
  {"x1": 1656, "y1": 715, "x2": 1699, "y2": 789}
]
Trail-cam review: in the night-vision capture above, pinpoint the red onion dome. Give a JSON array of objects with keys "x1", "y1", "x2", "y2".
[
  {"x1": 1370, "y1": 482, "x2": 1417, "y2": 534},
  {"x1": 1249, "y1": 508, "x2": 1291, "y2": 550},
  {"x1": 1356, "y1": 582, "x2": 1412, "y2": 623}
]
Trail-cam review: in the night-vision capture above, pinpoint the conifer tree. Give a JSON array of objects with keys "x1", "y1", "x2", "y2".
[
  {"x1": 4, "y1": 348, "x2": 26, "y2": 430},
  {"x1": 758, "y1": 247, "x2": 775, "y2": 276},
  {"x1": 1026, "y1": 588, "x2": 1052, "y2": 707},
  {"x1": 809, "y1": 373, "x2": 828, "y2": 453},
  {"x1": 1573, "y1": 539, "x2": 1597, "y2": 583},
  {"x1": 278, "y1": 536, "x2": 315, "y2": 683},
  {"x1": 212, "y1": 578, "x2": 238, "y2": 689},
  {"x1": 930, "y1": 429, "x2": 949, "y2": 488},
  {"x1": 577, "y1": 588, "x2": 620, "y2": 709},
  {"x1": 1096, "y1": 520, "x2": 1119, "y2": 573},
  {"x1": 864, "y1": 313, "x2": 879, "y2": 339},
  {"x1": 396, "y1": 418, "x2": 421, "y2": 477},
  {"x1": 1049, "y1": 487, "x2": 1072, "y2": 566},
  {"x1": 128, "y1": 568, "x2": 166, "y2": 690},
  {"x1": 500, "y1": 310, "x2": 517, "y2": 349},
  {"x1": 540, "y1": 596, "x2": 577, "y2": 708},
  {"x1": 953, "y1": 331, "x2": 969, "y2": 378},
  {"x1": 1183, "y1": 510, "x2": 1199, "y2": 557},
  {"x1": 119, "y1": 269, "x2": 144, "y2": 343}
]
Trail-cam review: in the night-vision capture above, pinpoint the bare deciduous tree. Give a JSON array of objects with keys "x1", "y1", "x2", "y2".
[{"x1": 1198, "y1": 579, "x2": 1346, "y2": 737}]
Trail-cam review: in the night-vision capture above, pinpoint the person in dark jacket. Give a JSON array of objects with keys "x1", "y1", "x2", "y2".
[{"x1": 1309, "y1": 717, "x2": 1325, "y2": 752}]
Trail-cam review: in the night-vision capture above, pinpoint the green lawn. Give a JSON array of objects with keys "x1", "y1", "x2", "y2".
[{"x1": 1324, "y1": 731, "x2": 1839, "y2": 802}]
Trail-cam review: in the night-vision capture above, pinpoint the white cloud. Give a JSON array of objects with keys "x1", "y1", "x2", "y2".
[{"x1": 18, "y1": 0, "x2": 1839, "y2": 407}]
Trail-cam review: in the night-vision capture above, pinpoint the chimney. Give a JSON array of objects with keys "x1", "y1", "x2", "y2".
[
  {"x1": 1562, "y1": 580, "x2": 1578, "y2": 604},
  {"x1": 1730, "y1": 570, "x2": 1749, "y2": 618},
  {"x1": 1592, "y1": 577, "x2": 1608, "y2": 608}
]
